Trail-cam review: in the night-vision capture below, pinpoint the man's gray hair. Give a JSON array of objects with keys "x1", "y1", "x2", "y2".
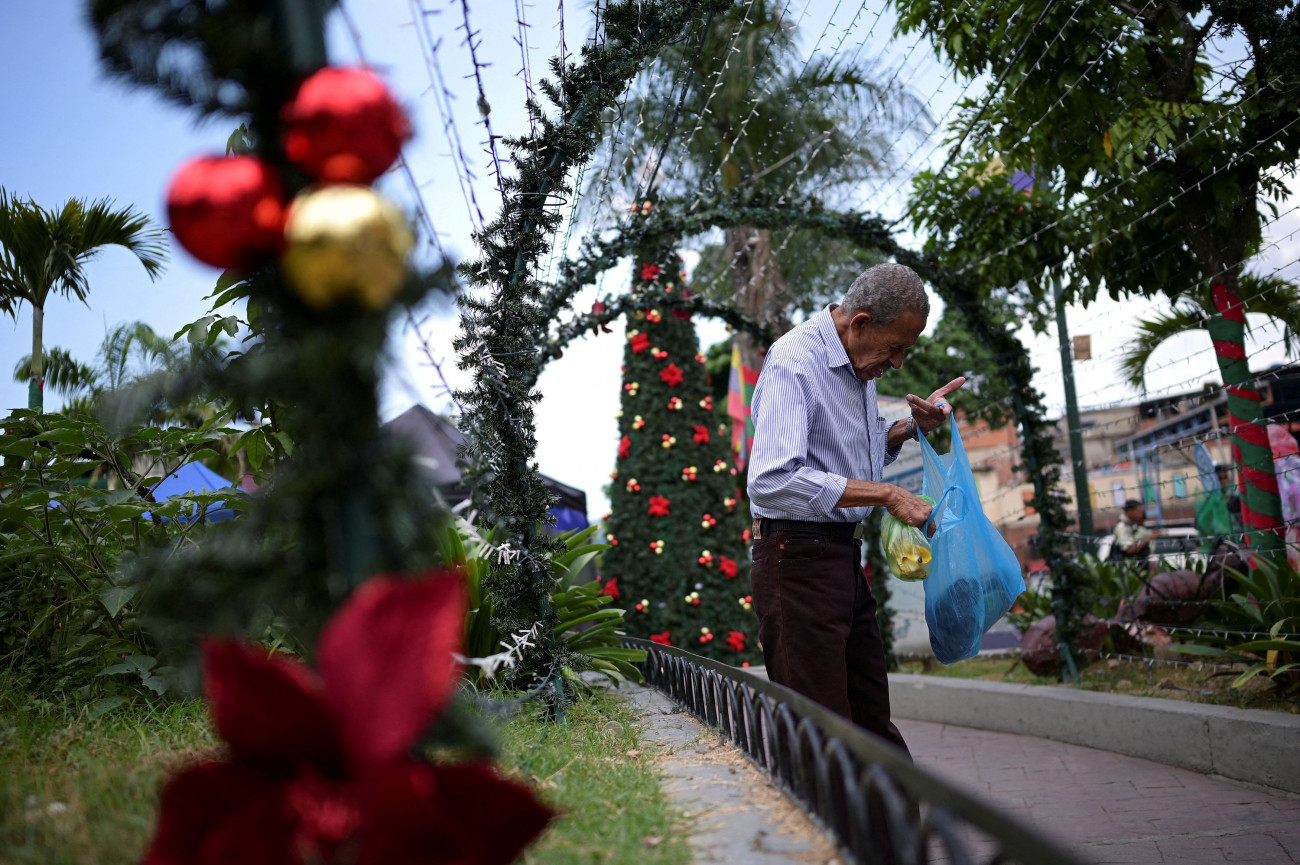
[{"x1": 841, "y1": 263, "x2": 930, "y2": 324}]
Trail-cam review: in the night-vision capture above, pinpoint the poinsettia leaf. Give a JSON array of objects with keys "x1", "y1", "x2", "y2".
[
  {"x1": 317, "y1": 572, "x2": 466, "y2": 770},
  {"x1": 358, "y1": 762, "x2": 553, "y2": 864},
  {"x1": 141, "y1": 762, "x2": 295, "y2": 865},
  {"x1": 201, "y1": 640, "x2": 345, "y2": 774}
]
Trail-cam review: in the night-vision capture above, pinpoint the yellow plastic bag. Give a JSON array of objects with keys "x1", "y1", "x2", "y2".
[{"x1": 882, "y1": 495, "x2": 934, "y2": 582}]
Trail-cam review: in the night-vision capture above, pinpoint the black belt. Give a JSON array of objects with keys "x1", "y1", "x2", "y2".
[{"x1": 752, "y1": 517, "x2": 863, "y2": 541}]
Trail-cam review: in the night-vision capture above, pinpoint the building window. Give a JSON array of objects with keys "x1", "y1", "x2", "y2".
[
  {"x1": 1112, "y1": 480, "x2": 1125, "y2": 508},
  {"x1": 1173, "y1": 474, "x2": 1187, "y2": 499}
]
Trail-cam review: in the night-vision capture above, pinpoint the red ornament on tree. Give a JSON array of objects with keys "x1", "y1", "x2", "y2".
[
  {"x1": 693, "y1": 425, "x2": 710, "y2": 444},
  {"x1": 618, "y1": 435, "x2": 631, "y2": 459},
  {"x1": 167, "y1": 156, "x2": 285, "y2": 269},
  {"x1": 591, "y1": 301, "x2": 612, "y2": 335},
  {"x1": 599, "y1": 578, "x2": 620, "y2": 601},
  {"x1": 719, "y1": 557, "x2": 738, "y2": 579},
  {"x1": 659, "y1": 364, "x2": 684, "y2": 387},
  {"x1": 650, "y1": 631, "x2": 673, "y2": 646},
  {"x1": 672, "y1": 308, "x2": 693, "y2": 321},
  {"x1": 647, "y1": 495, "x2": 672, "y2": 518},
  {"x1": 725, "y1": 630, "x2": 746, "y2": 652},
  {"x1": 281, "y1": 67, "x2": 412, "y2": 184},
  {"x1": 630, "y1": 333, "x2": 652, "y2": 354},
  {"x1": 640, "y1": 262, "x2": 663, "y2": 281}
]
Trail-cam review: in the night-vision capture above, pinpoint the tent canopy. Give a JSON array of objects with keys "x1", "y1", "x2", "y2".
[
  {"x1": 384, "y1": 405, "x2": 588, "y2": 530},
  {"x1": 148, "y1": 462, "x2": 238, "y2": 523}
]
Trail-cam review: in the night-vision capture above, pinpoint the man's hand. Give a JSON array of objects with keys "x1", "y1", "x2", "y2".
[
  {"x1": 886, "y1": 487, "x2": 933, "y2": 528},
  {"x1": 906, "y1": 376, "x2": 967, "y2": 436}
]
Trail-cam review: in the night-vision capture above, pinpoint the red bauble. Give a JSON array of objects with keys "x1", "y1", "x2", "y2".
[
  {"x1": 167, "y1": 156, "x2": 285, "y2": 270},
  {"x1": 282, "y1": 67, "x2": 411, "y2": 184}
]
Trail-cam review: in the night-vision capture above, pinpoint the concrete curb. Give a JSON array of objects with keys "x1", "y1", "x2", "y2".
[{"x1": 888, "y1": 673, "x2": 1300, "y2": 794}]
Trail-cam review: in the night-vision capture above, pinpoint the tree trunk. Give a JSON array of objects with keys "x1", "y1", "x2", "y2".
[
  {"x1": 725, "y1": 226, "x2": 790, "y2": 373},
  {"x1": 28, "y1": 304, "x2": 44, "y2": 412},
  {"x1": 1206, "y1": 278, "x2": 1284, "y2": 558}
]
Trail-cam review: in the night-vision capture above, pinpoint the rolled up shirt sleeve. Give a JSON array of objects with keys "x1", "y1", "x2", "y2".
[{"x1": 747, "y1": 357, "x2": 848, "y2": 519}]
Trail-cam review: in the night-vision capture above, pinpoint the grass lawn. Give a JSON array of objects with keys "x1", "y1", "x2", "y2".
[
  {"x1": 897, "y1": 654, "x2": 1298, "y2": 713},
  {"x1": 1, "y1": 680, "x2": 689, "y2": 865}
]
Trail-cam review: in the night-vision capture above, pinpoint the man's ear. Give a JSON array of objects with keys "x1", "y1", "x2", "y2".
[{"x1": 852, "y1": 311, "x2": 873, "y2": 331}]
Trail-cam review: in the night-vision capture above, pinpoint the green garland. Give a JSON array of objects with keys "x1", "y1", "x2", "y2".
[{"x1": 453, "y1": 0, "x2": 729, "y2": 697}]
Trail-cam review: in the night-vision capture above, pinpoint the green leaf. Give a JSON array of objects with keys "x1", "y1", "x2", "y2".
[
  {"x1": 236, "y1": 428, "x2": 268, "y2": 471},
  {"x1": 98, "y1": 584, "x2": 141, "y2": 617},
  {"x1": 87, "y1": 697, "x2": 127, "y2": 720},
  {"x1": 126, "y1": 654, "x2": 157, "y2": 673},
  {"x1": 1230, "y1": 639, "x2": 1300, "y2": 653}
]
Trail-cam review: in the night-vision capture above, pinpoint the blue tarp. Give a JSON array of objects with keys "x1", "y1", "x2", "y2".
[{"x1": 148, "y1": 462, "x2": 238, "y2": 523}]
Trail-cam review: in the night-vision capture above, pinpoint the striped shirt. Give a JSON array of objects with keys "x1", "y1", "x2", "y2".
[{"x1": 748, "y1": 305, "x2": 902, "y2": 522}]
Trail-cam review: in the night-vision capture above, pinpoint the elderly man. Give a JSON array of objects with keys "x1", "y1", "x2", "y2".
[{"x1": 747, "y1": 263, "x2": 963, "y2": 755}]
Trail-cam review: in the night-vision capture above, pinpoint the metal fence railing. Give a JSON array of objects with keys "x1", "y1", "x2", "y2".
[{"x1": 625, "y1": 637, "x2": 1086, "y2": 865}]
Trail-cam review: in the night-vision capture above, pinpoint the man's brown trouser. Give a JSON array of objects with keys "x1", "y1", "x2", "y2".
[{"x1": 751, "y1": 530, "x2": 910, "y2": 757}]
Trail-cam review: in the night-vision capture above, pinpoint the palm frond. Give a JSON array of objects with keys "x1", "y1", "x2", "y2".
[
  {"x1": 1240, "y1": 274, "x2": 1300, "y2": 359},
  {"x1": 1116, "y1": 303, "x2": 1207, "y2": 391},
  {"x1": 12, "y1": 346, "x2": 100, "y2": 398},
  {"x1": 76, "y1": 197, "x2": 168, "y2": 280}
]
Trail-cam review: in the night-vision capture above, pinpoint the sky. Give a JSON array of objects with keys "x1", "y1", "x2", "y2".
[{"x1": 1, "y1": 0, "x2": 1296, "y2": 520}]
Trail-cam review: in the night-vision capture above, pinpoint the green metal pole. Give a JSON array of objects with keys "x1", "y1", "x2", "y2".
[{"x1": 1053, "y1": 275, "x2": 1094, "y2": 541}]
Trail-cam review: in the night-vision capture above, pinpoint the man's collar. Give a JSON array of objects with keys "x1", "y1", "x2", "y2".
[{"x1": 818, "y1": 304, "x2": 851, "y2": 369}]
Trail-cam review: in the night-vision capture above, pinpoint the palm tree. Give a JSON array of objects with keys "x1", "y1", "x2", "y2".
[
  {"x1": 601, "y1": 1, "x2": 927, "y2": 369},
  {"x1": 0, "y1": 189, "x2": 167, "y2": 411},
  {"x1": 1118, "y1": 275, "x2": 1300, "y2": 391},
  {"x1": 13, "y1": 320, "x2": 228, "y2": 423}
]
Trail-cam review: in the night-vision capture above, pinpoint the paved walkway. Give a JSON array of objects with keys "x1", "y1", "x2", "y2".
[{"x1": 899, "y1": 718, "x2": 1300, "y2": 864}]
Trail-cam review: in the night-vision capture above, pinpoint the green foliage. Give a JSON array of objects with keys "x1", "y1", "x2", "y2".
[
  {"x1": 440, "y1": 520, "x2": 646, "y2": 690},
  {"x1": 1172, "y1": 554, "x2": 1300, "y2": 694},
  {"x1": 601, "y1": 0, "x2": 927, "y2": 208},
  {"x1": 601, "y1": 246, "x2": 759, "y2": 663},
  {"x1": 0, "y1": 409, "x2": 241, "y2": 694}
]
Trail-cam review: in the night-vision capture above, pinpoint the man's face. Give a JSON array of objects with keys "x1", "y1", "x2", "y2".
[
  {"x1": 1126, "y1": 505, "x2": 1146, "y2": 525},
  {"x1": 843, "y1": 310, "x2": 926, "y2": 381}
]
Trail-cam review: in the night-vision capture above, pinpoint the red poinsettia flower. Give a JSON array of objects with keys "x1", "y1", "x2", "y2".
[
  {"x1": 725, "y1": 631, "x2": 746, "y2": 652},
  {"x1": 599, "y1": 577, "x2": 620, "y2": 601},
  {"x1": 718, "y1": 557, "x2": 738, "y2": 579},
  {"x1": 590, "y1": 302, "x2": 612, "y2": 335},
  {"x1": 647, "y1": 495, "x2": 672, "y2": 518},
  {"x1": 640, "y1": 262, "x2": 662, "y2": 281},
  {"x1": 659, "y1": 364, "x2": 684, "y2": 387},
  {"x1": 672, "y1": 308, "x2": 692, "y2": 321},
  {"x1": 143, "y1": 573, "x2": 553, "y2": 865},
  {"x1": 692, "y1": 425, "x2": 710, "y2": 445},
  {"x1": 629, "y1": 333, "x2": 651, "y2": 354},
  {"x1": 618, "y1": 435, "x2": 631, "y2": 459},
  {"x1": 650, "y1": 631, "x2": 673, "y2": 646}
]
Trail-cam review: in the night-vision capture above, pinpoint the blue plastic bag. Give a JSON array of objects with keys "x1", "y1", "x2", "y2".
[{"x1": 918, "y1": 415, "x2": 1026, "y2": 663}]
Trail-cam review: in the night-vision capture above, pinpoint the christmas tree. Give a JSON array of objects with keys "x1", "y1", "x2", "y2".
[{"x1": 600, "y1": 230, "x2": 760, "y2": 665}]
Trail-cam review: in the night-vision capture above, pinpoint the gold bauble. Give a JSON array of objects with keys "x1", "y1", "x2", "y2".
[{"x1": 281, "y1": 185, "x2": 414, "y2": 310}]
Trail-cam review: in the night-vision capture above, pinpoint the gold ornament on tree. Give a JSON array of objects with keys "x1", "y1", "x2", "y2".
[{"x1": 281, "y1": 185, "x2": 414, "y2": 310}]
